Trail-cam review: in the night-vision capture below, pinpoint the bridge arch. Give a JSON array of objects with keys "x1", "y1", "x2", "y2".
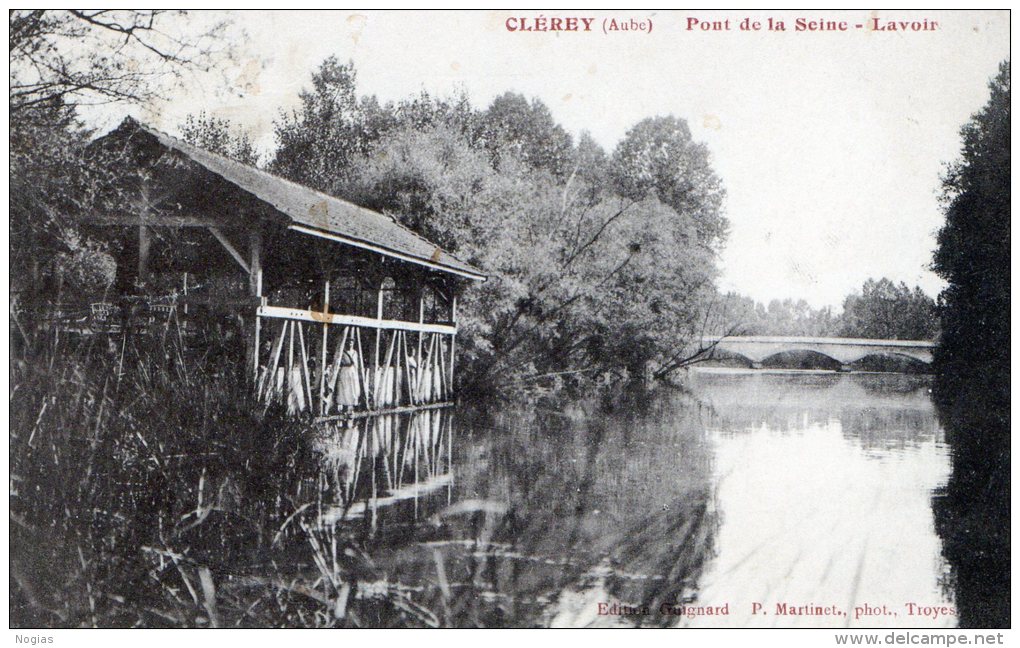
[
  {"x1": 843, "y1": 351, "x2": 933, "y2": 371},
  {"x1": 756, "y1": 349, "x2": 843, "y2": 368},
  {"x1": 703, "y1": 336, "x2": 934, "y2": 371}
]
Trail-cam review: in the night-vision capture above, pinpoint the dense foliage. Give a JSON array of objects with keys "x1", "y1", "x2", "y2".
[
  {"x1": 10, "y1": 10, "x2": 227, "y2": 309},
  {"x1": 930, "y1": 61, "x2": 1009, "y2": 628},
  {"x1": 713, "y1": 277, "x2": 938, "y2": 340},
  {"x1": 184, "y1": 57, "x2": 728, "y2": 391},
  {"x1": 9, "y1": 104, "x2": 115, "y2": 303},
  {"x1": 839, "y1": 279, "x2": 939, "y2": 340},
  {"x1": 932, "y1": 61, "x2": 1010, "y2": 394}
]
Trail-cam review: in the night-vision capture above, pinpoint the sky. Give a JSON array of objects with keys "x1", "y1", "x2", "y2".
[{"x1": 83, "y1": 9, "x2": 1010, "y2": 309}]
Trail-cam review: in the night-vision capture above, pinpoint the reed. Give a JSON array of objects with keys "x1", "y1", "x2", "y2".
[{"x1": 9, "y1": 321, "x2": 435, "y2": 627}]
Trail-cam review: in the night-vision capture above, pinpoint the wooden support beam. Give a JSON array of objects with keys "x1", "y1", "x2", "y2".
[
  {"x1": 376, "y1": 330, "x2": 397, "y2": 406},
  {"x1": 320, "y1": 280, "x2": 330, "y2": 416},
  {"x1": 136, "y1": 180, "x2": 152, "y2": 286},
  {"x1": 256, "y1": 307, "x2": 458, "y2": 336},
  {"x1": 296, "y1": 321, "x2": 312, "y2": 410},
  {"x1": 250, "y1": 229, "x2": 263, "y2": 384},
  {"x1": 137, "y1": 223, "x2": 151, "y2": 286},
  {"x1": 289, "y1": 224, "x2": 487, "y2": 282},
  {"x1": 417, "y1": 334, "x2": 437, "y2": 399},
  {"x1": 208, "y1": 226, "x2": 251, "y2": 275},
  {"x1": 354, "y1": 329, "x2": 370, "y2": 410},
  {"x1": 400, "y1": 331, "x2": 416, "y2": 406},
  {"x1": 286, "y1": 321, "x2": 296, "y2": 412},
  {"x1": 252, "y1": 311, "x2": 261, "y2": 385},
  {"x1": 417, "y1": 291, "x2": 425, "y2": 362},
  {"x1": 83, "y1": 214, "x2": 238, "y2": 228},
  {"x1": 324, "y1": 326, "x2": 350, "y2": 414},
  {"x1": 449, "y1": 334, "x2": 456, "y2": 392},
  {"x1": 450, "y1": 294, "x2": 457, "y2": 389},
  {"x1": 375, "y1": 282, "x2": 384, "y2": 384},
  {"x1": 437, "y1": 334, "x2": 447, "y2": 399},
  {"x1": 257, "y1": 320, "x2": 286, "y2": 402},
  {"x1": 248, "y1": 229, "x2": 263, "y2": 294}
]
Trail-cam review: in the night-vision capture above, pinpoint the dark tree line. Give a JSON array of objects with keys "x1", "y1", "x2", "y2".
[
  {"x1": 930, "y1": 61, "x2": 1009, "y2": 629},
  {"x1": 712, "y1": 277, "x2": 939, "y2": 340}
]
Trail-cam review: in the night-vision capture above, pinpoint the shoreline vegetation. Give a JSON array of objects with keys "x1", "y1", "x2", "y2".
[
  {"x1": 10, "y1": 322, "x2": 716, "y2": 628},
  {"x1": 8, "y1": 11, "x2": 1009, "y2": 629},
  {"x1": 929, "y1": 62, "x2": 1010, "y2": 629}
]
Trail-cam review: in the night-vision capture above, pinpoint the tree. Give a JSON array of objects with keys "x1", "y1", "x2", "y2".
[
  {"x1": 10, "y1": 104, "x2": 118, "y2": 302},
  {"x1": 271, "y1": 57, "x2": 396, "y2": 193},
  {"x1": 10, "y1": 10, "x2": 228, "y2": 113},
  {"x1": 609, "y1": 116, "x2": 728, "y2": 250},
  {"x1": 933, "y1": 61, "x2": 1010, "y2": 379},
  {"x1": 930, "y1": 60, "x2": 1009, "y2": 629},
  {"x1": 342, "y1": 117, "x2": 722, "y2": 390},
  {"x1": 10, "y1": 11, "x2": 232, "y2": 304},
  {"x1": 180, "y1": 112, "x2": 259, "y2": 166},
  {"x1": 839, "y1": 278, "x2": 938, "y2": 339},
  {"x1": 393, "y1": 89, "x2": 475, "y2": 134},
  {"x1": 472, "y1": 93, "x2": 575, "y2": 178}
]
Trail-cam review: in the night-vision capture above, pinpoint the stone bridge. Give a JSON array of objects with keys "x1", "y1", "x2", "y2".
[{"x1": 701, "y1": 335, "x2": 935, "y2": 370}]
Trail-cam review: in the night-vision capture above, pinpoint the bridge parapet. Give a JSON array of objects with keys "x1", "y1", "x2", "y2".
[{"x1": 701, "y1": 336, "x2": 935, "y2": 366}]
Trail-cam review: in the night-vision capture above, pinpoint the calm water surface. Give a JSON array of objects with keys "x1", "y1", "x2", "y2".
[{"x1": 308, "y1": 369, "x2": 955, "y2": 627}]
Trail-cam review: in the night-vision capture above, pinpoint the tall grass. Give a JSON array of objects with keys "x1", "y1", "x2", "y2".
[
  {"x1": 11, "y1": 316, "x2": 719, "y2": 628},
  {"x1": 9, "y1": 320, "x2": 436, "y2": 627}
]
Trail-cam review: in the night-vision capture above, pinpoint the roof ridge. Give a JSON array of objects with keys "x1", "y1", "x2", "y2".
[
  {"x1": 129, "y1": 118, "x2": 396, "y2": 220},
  {"x1": 115, "y1": 118, "x2": 482, "y2": 277}
]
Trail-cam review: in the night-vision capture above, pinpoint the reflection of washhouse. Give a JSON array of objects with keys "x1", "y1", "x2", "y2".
[{"x1": 315, "y1": 408, "x2": 454, "y2": 531}]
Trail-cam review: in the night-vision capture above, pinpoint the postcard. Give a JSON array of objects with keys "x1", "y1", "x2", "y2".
[{"x1": 8, "y1": 8, "x2": 1010, "y2": 636}]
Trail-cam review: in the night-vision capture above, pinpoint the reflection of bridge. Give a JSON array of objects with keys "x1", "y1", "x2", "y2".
[{"x1": 702, "y1": 336, "x2": 935, "y2": 371}]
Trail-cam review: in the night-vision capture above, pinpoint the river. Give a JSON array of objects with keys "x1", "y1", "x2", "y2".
[{"x1": 306, "y1": 369, "x2": 956, "y2": 628}]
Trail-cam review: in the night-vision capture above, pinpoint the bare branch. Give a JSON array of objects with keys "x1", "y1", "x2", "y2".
[{"x1": 9, "y1": 10, "x2": 231, "y2": 112}]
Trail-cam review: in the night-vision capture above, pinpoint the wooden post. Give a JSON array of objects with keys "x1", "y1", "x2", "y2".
[
  {"x1": 248, "y1": 229, "x2": 262, "y2": 294},
  {"x1": 320, "y1": 279, "x2": 330, "y2": 415},
  {"x1": 296, "y1": 321, "x2": 312, "y2": 411},
  {"x1": 355, "y1": 329, "x2": 370, "y2": 410},
  {"x1": 249, "y1": 229, "x2": 263, "y2": 384},
  {"x1": 137, "y1": 224, "x2": 150, "y2": 287},
  {"x1": 417, "y1": 290, "x2": 425, "y2": 360},
  {"x1": 446, "y1": 414, "x2": 453, "y2": 505},
  {"x1": 417, "y1": 333, "x2": 436, "y2": 401},
  {"x1": 375, "y1": 281, "x2": 384, "y2": 394},
  {"x1": 258, "y1": 321, "x2": 286, "y2": 403},
  {"x1": 436, "y1": 335, "x2": 448, "y2": 399},
  {"x1": 400, "y1": 331, "x2": 416, "y2": 406},
  {"x1": 449, "y1": 294, "x2": 457, "y2": 390},
  {"x1": 286, "y1": 321, "x2": 295, "y2": 412},
  {"x1": 376, "y1": 331, "x2": 397, "y2": 407},
  {"x1": 136, "y1": 182, "x2": 151, "y2": 287}
]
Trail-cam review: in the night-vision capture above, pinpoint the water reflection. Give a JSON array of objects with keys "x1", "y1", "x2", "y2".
[
  {"x1": 931, "y1": 372, "x2": 1010, "y2": 628},
  {"x1": 316, "y1": 410, "x2": 453, "y2": 530},
  {"x1": 309, "y1": 398, "x2": 718, "y2": 627},
  {"x1": 688, "y1": 369, "x2": 953, "y2": 628},
  {"x1": 300, "y1": 370, "x2": 957, "y2": 627}
]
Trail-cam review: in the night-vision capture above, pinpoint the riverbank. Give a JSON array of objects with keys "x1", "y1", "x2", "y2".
[{"x1": 9, "y1": 334, "x2": 973, "y2": 628}]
